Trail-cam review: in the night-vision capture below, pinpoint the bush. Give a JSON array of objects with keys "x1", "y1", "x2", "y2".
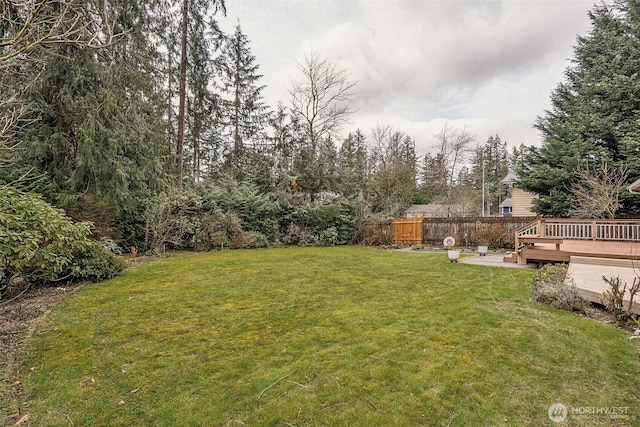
[
  {"x1": 67, "y1": 240, "x2": 126, "y2": 282},
  {"x1": 352, "y1": 215, "x2": 393, "y2": 246},
  {"x1": 0, "y1": 186, "x2": 125, "y2": 297},
  {"x1": 99, "y1": 237, "x2": 124, "y2": 255},
  {"x1": 194, "y1": 211, "x2": 243, "y2": 251},
  {"x1": 601, "y1": 275, "x2": 640, "y2": 326},
  {"x1": 281, "y1": 223, "x2": 316, "y2": 246},
  {"x1": 144, "y1": 189, "x2": 201, "y2": 253},
  {"x1": 198, "y1": 179, "x2": 280, "y2": 241},
  {"x1": 0, "y1": 186, "x2": 91, "y2": 296},
  {"x1": 317, "y1": 227, "x2": 339, "y2": 246},
  {"x1": 531, "y1": 264, "x2": 588, "y2": 313},
  {"x1": 231, "y1": 231, "x2": 268, "y2": 249},
  {"x1": 283, "y1": 197, "x2": 360, "y2": 246},
  {"x1": 474, "y1": 223, "x2": 510, "y2": 248}
]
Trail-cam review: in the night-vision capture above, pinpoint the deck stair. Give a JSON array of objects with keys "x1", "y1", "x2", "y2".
[{"x1": 503, "y1": 252, "x2": 518, "y2": 263}]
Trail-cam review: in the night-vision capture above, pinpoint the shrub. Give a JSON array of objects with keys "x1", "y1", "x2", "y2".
[
  {"x1": 0, "y1": 186, "x2": 125, "y2": 298},
  {"x1": 99, "y1": 237, "x2": 124, "y2": 255},
  {"x1": 66, "y1": 240, "x2": 126, "y2": 282},
  {"x1": 317, "y1": 227, "x2": 340, "y2": 246},
  {"x1": 531, "y1": 264, "x2": 588, "y2": 313},
  {"x1": 144, "y1": 189, "x2": 201, "y2": 253},
  {"x1": 230, "y1": 231, "x2": 269, "y2": 249},
  {"x1": 281, "y1": 223, "x2": 316, "y2": 246},
  {"x1": 474, "y1": 223, "x2": 510, "y2": 248},
  {"x1": 283, "y1": 197, "x2": 360, "y2": 246},
  {"x1": 198, "y1": 179, "x2": 280, "y2": 241},
  {"x1": 305, "y1": 198, "x2": 359, "y2": 245},
  {"x1": 0, "y1": 186, "x2": 91, "y2": 297},
  {"x1": 601, "y1": 276, "x2": 640, "y2": 326},
  {"x1": 352, "y1": 215, "x2": 393, "y2": 246},
  {"x1": 195, "y1": 211, "x2": 243, "y2": 251}
]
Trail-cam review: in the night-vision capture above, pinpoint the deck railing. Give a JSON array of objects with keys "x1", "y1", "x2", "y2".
[{"x1": 516, "y1": 219, "x2": 640, "y2": 246}]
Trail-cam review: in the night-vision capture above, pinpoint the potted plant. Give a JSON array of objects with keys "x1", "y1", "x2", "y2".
[
  {"x1": 447, "y1": 249, "x2": 461, "y2": 262},
  {"x1": 475, "y1": 225, "x2": 501, "y2": 256},
  {"x1": 477, "y1": 243, "x2": 489, "y2": 256}
]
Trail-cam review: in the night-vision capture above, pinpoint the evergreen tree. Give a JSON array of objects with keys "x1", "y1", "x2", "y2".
[
  {"x1": 216, "y1": 23, "x2": 268, "y2": 181},
  {"x1": 3, "y1": 0, "x2": 174, "y2": 244},
  {"x1": 174, "y1": 0, "x2": 226, "y2": 188},
  {"x1": 267, "y1": 103, "x2": 303, "y2": 191},
  {"x1": 183, "y1": 0, "x2": 225, "y2": 183},
  {"x1": 337, "y1": 130, "x2": 368, "y2": 197},
  {"x1": 420, "y1": 152, "x2": 447, "y2": 201},
  {"x1": 367, "y1": 125, "x2": 418, "y2": 213},
  {"x1": 520, "y1": 0, "x2": 640, "y2": 216},
  {"x1": 471, "y1": 135, "x2": 509, "y2": 215}
]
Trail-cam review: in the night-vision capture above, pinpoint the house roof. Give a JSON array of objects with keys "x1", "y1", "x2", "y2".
[
  {"x1": 501, "y1": 171, "x2": 519, "y2": 185},
  {"x1": 404, "y1": 204, "x2": 452, "y2": 215},
  {"x1": 629, "y1": 177, "x2": 640, "y2": 194},
  {"x1": 403, "y1": 203, "x2": 468, "y2": 216},
  {"x1": 499, "y1": 198, "x2": 513, "y2": 208}
]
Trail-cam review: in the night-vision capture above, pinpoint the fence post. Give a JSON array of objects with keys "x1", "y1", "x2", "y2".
[{"x1": 592, "y1": 219, "x2": 597, "y2": 241}]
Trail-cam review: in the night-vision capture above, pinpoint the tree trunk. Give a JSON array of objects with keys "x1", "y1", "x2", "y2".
[{"x1": 176, "y1": 0, "x2": 189, "y2": 190}]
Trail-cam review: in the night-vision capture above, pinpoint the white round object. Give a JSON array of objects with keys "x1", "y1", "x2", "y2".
[{"x1": 443, "y1": 236, "x2": 456, "y2": 247}]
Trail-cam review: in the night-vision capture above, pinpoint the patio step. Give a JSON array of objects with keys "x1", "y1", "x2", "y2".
[{"x1": 503, "y1": 252, "x2": 518, "y2": 263}]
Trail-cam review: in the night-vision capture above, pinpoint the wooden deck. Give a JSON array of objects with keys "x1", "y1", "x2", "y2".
[
  {"x1": 512, "y1": 219, "x2": 640, "y2": 265},
  {"x1": 518, "y1": 239, "x2": 640, "y2": 264},
  {"x1": 506, "y1": 219, "x2": 640, "y2": 313}
]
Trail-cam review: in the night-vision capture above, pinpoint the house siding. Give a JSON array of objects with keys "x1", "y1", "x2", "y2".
[{"x1": 512, "y1": 187, "x2": 536, "y2": 217}]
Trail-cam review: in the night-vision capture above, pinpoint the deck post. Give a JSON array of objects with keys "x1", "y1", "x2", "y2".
[
  {"x1": 539, "y1": 219, "x2": 545, "y2": 238},
  {"x1": 592, "y1": 219, "x2": 597, "y2": 241}
]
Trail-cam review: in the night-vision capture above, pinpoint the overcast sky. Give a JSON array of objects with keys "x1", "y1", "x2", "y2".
[{"x1": 220, "y1": 0, "x2": 599, "y2": 156}]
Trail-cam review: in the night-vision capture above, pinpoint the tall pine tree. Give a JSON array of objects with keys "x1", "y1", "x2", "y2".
[
  {"x1": 216, "y1": 23, "x2": 268, "y2": 181},
  {"x1": 520, "y1": 0, "x2": 640, "y2": 216}
]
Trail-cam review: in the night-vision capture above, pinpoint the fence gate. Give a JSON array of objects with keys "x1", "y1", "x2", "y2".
[{"x1": 391, "y1": 218, "x2": 423, "y2": 245}]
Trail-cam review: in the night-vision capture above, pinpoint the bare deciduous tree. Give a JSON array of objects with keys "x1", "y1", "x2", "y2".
[
  {"x1": 289, "y1": 50, "x2": 356, "y2": 152},
  {"x1": 367, "y1": 124, "x2": 417, "y2": 213},
  {"x1": 432, "y1": 123, "x2": 474, "y2": 188},
  {"x1": 569, "y1": 161, "x2": 628, "y2": 219}
]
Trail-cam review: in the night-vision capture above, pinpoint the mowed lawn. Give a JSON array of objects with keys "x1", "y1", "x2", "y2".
[{"x1": 20, "y1": 247, "x2": 639, "y2": 426}]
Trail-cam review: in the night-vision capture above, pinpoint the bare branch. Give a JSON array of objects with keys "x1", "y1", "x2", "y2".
[
  {"x1": 288, "y1": 50, "x2": 356, "y2": 150},
  {"x1": 432, "y1": 124, "x2": 474, "y2": 188},
  {"x1": 0, "y1": 0, "x2": 125, "y2": 172},
  {"x1": 568, "y1": 161, "x2": 628, "y2": 219}
]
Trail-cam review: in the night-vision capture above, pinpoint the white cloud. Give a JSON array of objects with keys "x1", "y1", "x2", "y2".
[{"x1": 222, "y1": 0, "x2": 599, "y2": 155}]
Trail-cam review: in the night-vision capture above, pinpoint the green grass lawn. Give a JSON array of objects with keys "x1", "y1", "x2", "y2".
[{"x1": 19, "y1": 247, "x2": 640, "y2": 426}]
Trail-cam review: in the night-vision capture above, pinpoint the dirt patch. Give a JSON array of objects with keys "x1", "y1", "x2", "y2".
[
  {"x1": 0, "y1": 283, "x2": 84, "y2": 424},
  {"x1": 1, "y1": 255, "x2": 155, "y2": 424}
]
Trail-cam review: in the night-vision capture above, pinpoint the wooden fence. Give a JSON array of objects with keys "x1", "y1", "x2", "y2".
[
  {"x1": 391, "y1": 216, "x2": 537, "y2": 248},
  {"x1": 391, "y1": 218, "x2": 424, "y2": 245}
]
